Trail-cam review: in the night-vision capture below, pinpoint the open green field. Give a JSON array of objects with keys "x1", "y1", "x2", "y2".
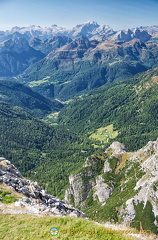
[
  {"x1": 90, "y1": 124, "x2": 118, "y2": 144},
  {"x1": 0, "y1": 214, "x2": 141, "y2": 240},
  {"x1": 43, "y1": 112, "x2": 59, "y2": 125},
  {"x1": 0, "y1": 185, "x2": 17, "y2": 204},
  {"x1": 28, "y1": 79, "x2": 49, "y2": 87},
  {"x1": 28, "y1": 76, "x2": 51, "y2": 87}
]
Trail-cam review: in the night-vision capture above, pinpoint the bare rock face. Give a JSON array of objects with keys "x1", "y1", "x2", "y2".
[
  {"x1": 65, "y1": 154, "x2": 114, "y2": 208},
  {"x1": 103, "y1": 160, "x2": 111, "y2": 173},
  {"x1": 105, "y1": 141, "x2": 126, "y2": 155},
  {"x1": 65, "y1": 140, "x2": 158, "y2": 230},
  {"x1": 120, "y1": 140, "x2": 158, "y2": 224},
  {"x1": 65, "y1": 174, "x2": 84, "y2": 206},
  {"x1": 65, "y1": 171, "x2": 95, "y2": 208},
  {"x1": 0, "y1": 158, "x2": 86, "y2": 218},
  {"x1": 93, "y1": 175, "x2": 114, "y2": 202}
]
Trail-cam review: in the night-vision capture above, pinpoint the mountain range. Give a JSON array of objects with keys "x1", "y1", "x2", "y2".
[
  {"x1": 20, "y1": 38, "x2": 158, "y2": 100},
  {"x1": 0, "y1": 21, "x2": 115, "y2": 41},
  {"x1": 0, "y1": 21, "x2": 157, "y2": 100},
  {"x1": 1, "y1": 21, "x2": 157, "y2": 42},
  {"x1": 110, "y1": 28, "x2": 151, "y2": 42},
  {"x1": 0, "y1": 67, "x2": 157, "y2": 234}
]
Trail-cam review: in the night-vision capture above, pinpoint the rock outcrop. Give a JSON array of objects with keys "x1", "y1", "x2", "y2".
[
  {"x1": 0, "y1": 157, "x2": 85, "y2": 218},
  {"x1": 120, "y1": 141, "x2": 158, "y2": 224},
  {"x1": 65, "y1": 140, "x2": 158, "y2": 232}
]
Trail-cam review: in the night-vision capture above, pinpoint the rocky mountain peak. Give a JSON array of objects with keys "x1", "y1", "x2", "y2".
[
  {"x1": 111, "y1": 28, "x2": 151, "y2": 42},
  {"x1": 10, "y1": 26, "x2": 22, "y2": 32},
  {"x1": 52, "y1": 36, "x2": 98, "y2": 56},
  {"x1": 69, "y1": 21, "x2": 99, "y2": 38},
  {"x1": 28, "y1": 37, "x2": 41, "y2": 46},
  {"x1": 76, "y1": 21, "x2": 99, "y2": 29},
  {"x1": 1, "y1": 37, "x2": 30, "y2": 53},
  {"x1": 105, "y1": 141, "x2": 126, "y2": 155},
  {"x1": 68, "y1": 21, "x2": 114, "y2": 39}
]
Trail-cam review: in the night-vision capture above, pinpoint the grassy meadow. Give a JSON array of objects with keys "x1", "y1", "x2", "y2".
[
  {"x1": 0, "y1": 214, "x2": 142, "y2": 240},
  {"x1": 90, "y1": 124, "x2": 118, "y2": 146}
]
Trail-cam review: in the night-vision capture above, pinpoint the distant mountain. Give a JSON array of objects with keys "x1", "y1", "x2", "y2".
[
  {"x1": 139, "y1": 25, "x2": 158, "y2": 34},
  {"x1": 110, "y1": 28, "x2": 151, "y2": 42},
  {"x1": 5, "y1": 21, "x2": 114, "y2": 39},
  {"x1": 58, "y1": 67, "x2": 158, "y2": 151},
  {"x1": 4, "y1": 25, "x2": 68, "y2": 40},
  {"x1": 1, "y1": 22, "x2": 155, "y2": 43},
  {"x1": 20, "y1": 38, "x2": 158, "y2": 100},
  {"x1": 67, "y1": 21, "x2": 115, "y2": 39},
  {"x1": 138, "y1": 26, "x2": 158, "y2": 43},
  {"x1": 29, "y1": 36, "x2": 72, "y2": 55},
  {"x1": 0, "y1": 32, "x2": 30, "y2": 43},
  {"x1": 0, "y1": 80, "x2": 63, "y2": 118},
  {"x1": 0, "y1": 37, "x2": 45, "y2": 77},
  {"x1": 0, "y1": 22, "x2": 115, "y2": 41}
]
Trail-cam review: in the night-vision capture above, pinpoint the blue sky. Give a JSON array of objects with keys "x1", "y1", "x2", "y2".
[{"x1": 0, "y1": 0, "x2": 157, "y2": 31}]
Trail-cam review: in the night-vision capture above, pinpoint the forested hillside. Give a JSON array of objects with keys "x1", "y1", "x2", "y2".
[
  {"x1": 0, "y1": 67, "x2": 157, "y2": 198},
  {"x1": 0, "y1": 80, "x2": 63, "y2": 118},
  {"x1": 59, "y1": 67, "x2": 158, "y2": 151},
  {"x1": 0, "y1": 102, "x2": 94, "y2": 197}
]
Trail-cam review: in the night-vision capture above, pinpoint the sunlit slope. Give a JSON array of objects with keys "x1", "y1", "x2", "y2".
[{"x1": 59, "y1": 67, "x2": 158, "y2": 151}]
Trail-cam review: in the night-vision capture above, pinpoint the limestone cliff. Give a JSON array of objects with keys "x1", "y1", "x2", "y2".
[{"x1": 65, "y1": 140, "x2": 158, "y2": 233}]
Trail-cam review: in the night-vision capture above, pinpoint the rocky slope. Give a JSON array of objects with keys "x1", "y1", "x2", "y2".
[
  {"x1": 0, "y1": 157, "x2": 85, "y2": 218},
  {"x1": 28, "y1": 36, "x2": 72, "y2": 55},
  {"x1": 65, "y1": 140, "x2": 158, "y2": 233}
]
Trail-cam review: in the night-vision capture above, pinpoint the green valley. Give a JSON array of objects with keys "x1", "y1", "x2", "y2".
[
  {"x1": 0, "y1": 101, "x2": 94, "y2": 198},
  {"x1": 59, "y1": 67, "x2": 158, "y2": 151}
]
